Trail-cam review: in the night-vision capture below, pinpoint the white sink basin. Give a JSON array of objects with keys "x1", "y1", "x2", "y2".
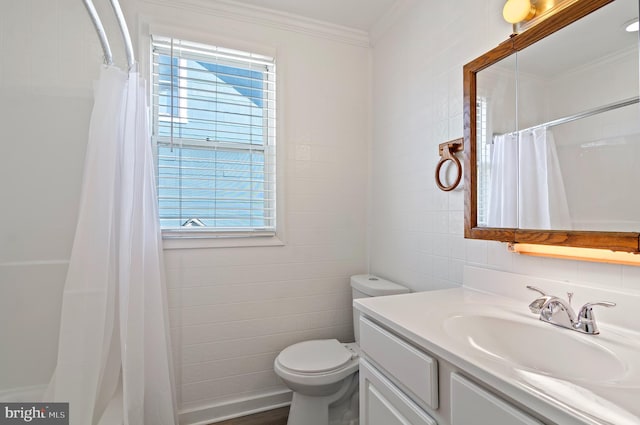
[{"x1": 443, "y1": 314, "x2": 627, "y2": 383}]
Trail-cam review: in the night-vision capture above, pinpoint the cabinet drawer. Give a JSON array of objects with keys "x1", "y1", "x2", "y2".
[
  {"x1": 360, "y1": 358, "x2": 438, "y2": 425},
  {"x1": 359, "y1": 316, "x2": 438, "y2": 409},
  {"x1": 451, "y1": 373, "x2": 543, "y2": 425}
]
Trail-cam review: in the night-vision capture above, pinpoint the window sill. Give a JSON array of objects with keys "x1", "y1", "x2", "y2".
[{"x1": 161, "y1": 230, "x2": 284, "y2": 249}]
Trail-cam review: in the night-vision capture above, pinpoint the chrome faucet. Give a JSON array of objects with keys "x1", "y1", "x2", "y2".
[{"x1": 526, "y1": 286, "x2": 616, "y2": 335}]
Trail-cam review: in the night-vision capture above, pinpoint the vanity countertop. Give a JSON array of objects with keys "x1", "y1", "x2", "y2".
[{"x1": 354, "y1": 287, "x2": 640, "y2": 425}]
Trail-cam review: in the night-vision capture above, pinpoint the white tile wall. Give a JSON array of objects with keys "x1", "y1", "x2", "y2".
[{"x1": 369, "y1": 0, "x2": 640, "y2": 296}]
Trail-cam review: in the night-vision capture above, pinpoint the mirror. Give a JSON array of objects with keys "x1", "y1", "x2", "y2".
[{"x1": 464, "y1": 0, "x2": 640, "y2": 253}]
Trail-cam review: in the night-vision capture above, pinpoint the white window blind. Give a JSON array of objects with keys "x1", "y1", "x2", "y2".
[
  {"x1": 477, "y1": 97, "x2": 490, "y2": 226},
  {"x1": 151, "y1": 36, "x2": 276, "y2": 234}
]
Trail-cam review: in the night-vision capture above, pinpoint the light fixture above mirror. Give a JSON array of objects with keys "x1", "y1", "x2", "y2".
[
  {"x1": 503, "y1": 0, "x2": 537, "y2": 24},
  {"x1": 503, "y1": 0, "x2": 580, "y2": 33}
]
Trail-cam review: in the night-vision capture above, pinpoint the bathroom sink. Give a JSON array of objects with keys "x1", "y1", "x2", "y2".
[{"x1": 443, "y1": 314, "x2": 627, "y2": 383}]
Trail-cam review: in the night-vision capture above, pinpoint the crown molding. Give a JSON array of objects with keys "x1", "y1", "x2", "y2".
[{"x1": 140, "y1": 0, "x2": 371, "y2": 47}]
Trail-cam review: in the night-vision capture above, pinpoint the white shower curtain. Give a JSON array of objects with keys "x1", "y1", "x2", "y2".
[
  {"x1": 487, "y1": 133, "x2": 519, "y2": 228},
  {"x1": 487, "y1": 128, "x2": 572, "y2": 229},
  {"x1": 518, "y1": 128, "x2": 572, "y2": 230},
  {"x1": 45, "y1": 66, "x2": 177, "y2": 425}
]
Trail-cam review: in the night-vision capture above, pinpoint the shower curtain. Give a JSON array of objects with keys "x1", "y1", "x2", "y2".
[
  {"x1": 45, "y1": 66, "x2": 177, "y2": 425},
  {"x1": 488, "y1": 128, "x2": 572, "y2": 229},
  {"x1": 487, "y1": 133, "x2": 519, "y2": 228},
  {"x1": 518, "y1": 128, "x2": 572, "y2": 230}
]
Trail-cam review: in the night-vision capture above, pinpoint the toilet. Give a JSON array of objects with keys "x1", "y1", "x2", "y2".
[{"x1": 274, "y1": 274, "x2": 410, "y2": 425}]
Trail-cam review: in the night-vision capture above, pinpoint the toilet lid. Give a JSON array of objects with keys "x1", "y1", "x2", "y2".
[{"x1": 278, "y1": 339, "x2": 353, "y2": 373}]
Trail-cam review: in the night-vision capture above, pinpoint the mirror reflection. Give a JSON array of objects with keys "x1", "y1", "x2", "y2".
[{"x1": 477, "y1": 0, "x2": 639, "y2": 232}]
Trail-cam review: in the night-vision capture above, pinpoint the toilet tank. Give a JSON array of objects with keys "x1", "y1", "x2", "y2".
[{"x1": 351, "y1": 274, "x2": 410, "y2": 343}]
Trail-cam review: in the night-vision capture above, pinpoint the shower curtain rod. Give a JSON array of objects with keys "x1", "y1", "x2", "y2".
[
  {"x1": 82, "y1": 0, "x2": 112, "y2": 65},
  {"x1": 82, "y1": 0, "x2": 136, "y2": 69},
  {"x1": 108, "y1": 0, "x2": 135, "y2": 69},
  {"x1": 493, "y1": 96, "x2": 640, "y2": 139}
]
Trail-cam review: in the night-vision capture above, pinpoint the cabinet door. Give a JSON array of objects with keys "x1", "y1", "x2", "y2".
[
  {"x1": 360, "y1": 359, "x2": 437, "y2": 425},
  {"x1": 451, "y1": 373, "x2": 543, "y2": 425},
  {"x1": 360, "y1": 317, "x2": 439, "y2": 409}
]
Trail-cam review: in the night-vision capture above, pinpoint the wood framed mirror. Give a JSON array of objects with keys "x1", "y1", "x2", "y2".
[{"x1": 463, "y1": 0, "x2": 640, "y2": 253}]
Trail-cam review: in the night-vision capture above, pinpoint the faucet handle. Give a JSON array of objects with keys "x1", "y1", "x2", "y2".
[
  {"x1": 578, "y1": 301, "x2": 616, "y2": 317},
  {"x1": 576, "y1": 301, "x2": 616, "y2": 334},
  {"x1": 526, "y1": 286, "x2": 550, "y2": 314},
  {"x1": 526, "y1": 285, "x2": 547, "y2": 296}
]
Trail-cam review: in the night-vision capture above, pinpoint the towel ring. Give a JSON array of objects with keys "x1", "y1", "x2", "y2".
[{"x1": 435, "y1": 138, "x2": 463, "y2": 192}]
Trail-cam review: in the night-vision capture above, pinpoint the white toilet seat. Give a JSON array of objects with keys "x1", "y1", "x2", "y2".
[
  {"x1": 274, "y1": 340, "x2": 359, "y2": 387},
  {"x1": 277, "y1": 339, "x2": 355, "y2": 373}
]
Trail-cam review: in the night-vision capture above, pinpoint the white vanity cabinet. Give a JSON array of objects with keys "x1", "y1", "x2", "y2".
[
  {"x1": 359, "y1": 316, "x2": 439, "y2": 424},
  {"x1": 450, "y1": 374, "x2": 542, "y2": 425},
  {"x1": 358, "y1": 315, "x2": 544, "y2": 425},
  {"x1": 359, "y1": 317, "x2": 438, "y2": 410},
  {"x1": 359, "y1": 316, "x2": 440, "y2": 425},
  {"x1": 360, "y1": 358, "x2": 437, "y2": 425}
]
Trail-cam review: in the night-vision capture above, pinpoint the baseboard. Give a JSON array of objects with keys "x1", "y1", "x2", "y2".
[{"x1": 179, "y1": 389, "x2": 292, "y2": 425}]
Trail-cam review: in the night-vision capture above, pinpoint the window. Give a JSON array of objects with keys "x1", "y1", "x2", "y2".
[
  {"x1": 151, "y1": 36, "x2": 276, "y2": 236},
  {"x1": 476, "y1": 97, "x2": 490, "y2": 226}
]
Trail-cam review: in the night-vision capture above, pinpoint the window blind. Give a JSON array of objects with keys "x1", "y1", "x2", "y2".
[
  {"x1": 151, "y1": 36, "x2": 276, "y2": 233},
  {"x1": 477, "y1": 97, "x2": 490, "y2": 226}
]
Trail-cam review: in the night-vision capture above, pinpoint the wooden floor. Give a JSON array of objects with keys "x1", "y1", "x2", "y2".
[{"x1": 212, "y1": 406, "x2": 289, "y2": 425}]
